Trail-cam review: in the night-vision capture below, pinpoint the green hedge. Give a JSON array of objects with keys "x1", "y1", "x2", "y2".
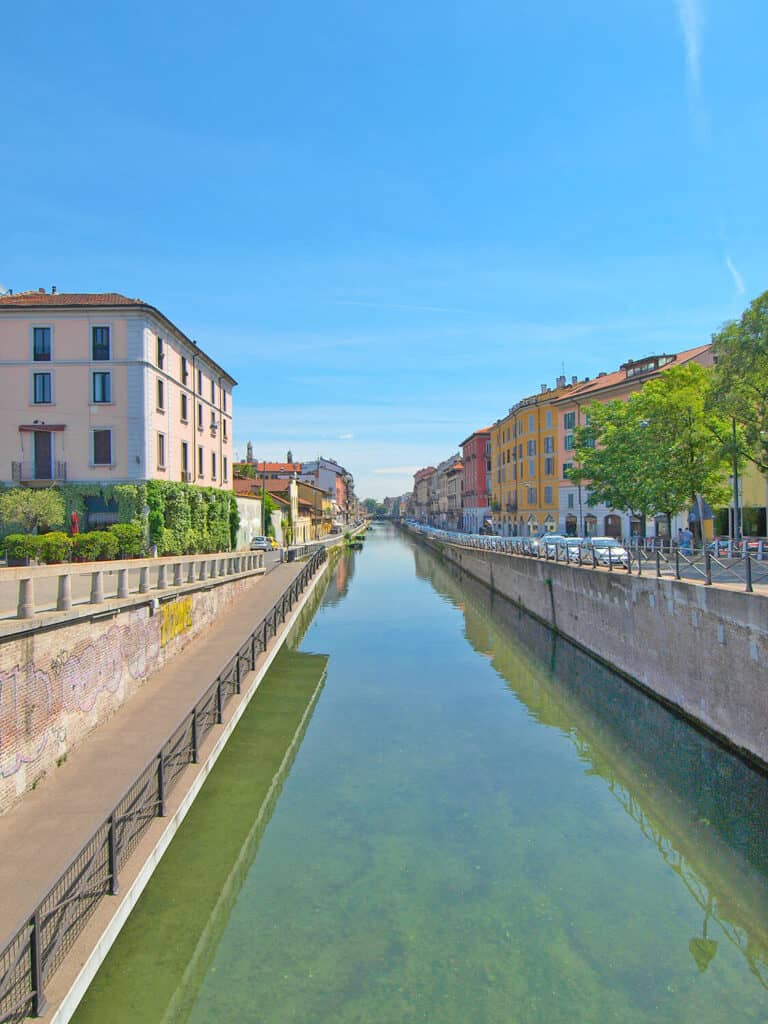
[{"x1": 146, "y1": 481, "x2": 237, "y2": 555}]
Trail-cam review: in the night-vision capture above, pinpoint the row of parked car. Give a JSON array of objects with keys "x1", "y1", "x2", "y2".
[{"x1": 515, "y1": 533, "x2": 630, "y2": 567}]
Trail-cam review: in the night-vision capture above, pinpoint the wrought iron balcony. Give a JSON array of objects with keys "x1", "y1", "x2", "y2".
[{"x1": 11, "y1": 461, "x2": 67, "y2": 483}]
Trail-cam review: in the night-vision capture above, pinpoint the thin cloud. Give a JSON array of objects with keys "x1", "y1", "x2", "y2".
[
  {"x1": 373, "y1": 466, "x2": 420, "y2": 475},
  {"x1": 334, "y1": 300, "x2": 483, "y2": 315},
  {"x1": 338, "y1": 432, "x2": 354, "y2": 440},
  {"x1": 676, "y1": 0, "x2": 702, "y2": 94},
  {"x1": 725, "y1": 255, "x2": 746, "y2": 295}
]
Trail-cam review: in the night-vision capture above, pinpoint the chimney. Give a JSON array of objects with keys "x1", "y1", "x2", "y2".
[
  {"x1": 556, "y1": 375, "x2": 566, "y2": 388},
  {"x1": 540, "y1": 384, "x2": 548, "y2": 394},
  {"x1": 598, "y1": 371, "x2": 607, "y2": 378},
  {"x1": 38, "y1": 287, "x2": 45, "y2": 294},
  {"x1": 51, "y1": 286, "x2": 57, "y2": 294},
  {"x1": 571, "y1": 375, "x2": 578, "y2": 385}
]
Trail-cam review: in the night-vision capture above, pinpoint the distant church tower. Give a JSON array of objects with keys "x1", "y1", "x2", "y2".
[
  {"x1": 287, "y1": 449, "x2": 293, "y2": 464},
  {"x1": 246, "y1": 440, "x2": 254, "y2": 463}
]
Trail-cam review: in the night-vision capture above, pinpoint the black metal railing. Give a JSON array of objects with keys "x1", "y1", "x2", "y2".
[
  {"x1": 404, "y1": 523, "x2": 767, "y2": 595},
  {"x1": 0, "y1": 547, "x2": 327, "y2": 1024}
]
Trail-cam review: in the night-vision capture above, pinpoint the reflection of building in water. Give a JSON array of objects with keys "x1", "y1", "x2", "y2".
[
  {"x1": 411, "y1": 537, "x2": 768, "y2": 987},
  {"x1": 322, "y1": 550, "x2": 356, "y2": 607}
]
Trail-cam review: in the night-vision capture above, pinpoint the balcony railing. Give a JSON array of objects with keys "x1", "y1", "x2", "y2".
[{"x1": 11, "y1": 461, "x2": 67, "y2": 483}]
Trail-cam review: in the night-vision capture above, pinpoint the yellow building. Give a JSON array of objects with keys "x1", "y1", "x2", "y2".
[{"x1": 491, "y1": 382, "x2": 568, "y2": 536}]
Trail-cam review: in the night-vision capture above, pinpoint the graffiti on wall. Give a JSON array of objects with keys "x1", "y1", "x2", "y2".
[{"x1": 160, "y1": 597, "x2": 193, "y2": 648}]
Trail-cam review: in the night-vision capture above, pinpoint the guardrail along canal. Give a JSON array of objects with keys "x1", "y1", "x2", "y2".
[{"x1": 72, "y1": 525, "x2": 768, "y2": 1023}]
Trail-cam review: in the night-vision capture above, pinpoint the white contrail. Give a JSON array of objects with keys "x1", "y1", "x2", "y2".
[
  {"x1": 725, "y1": 255, "x2": 746, "y2": 295},
  {"x1": 676, "y1": 0, "x2": 702, "y2": 94}
]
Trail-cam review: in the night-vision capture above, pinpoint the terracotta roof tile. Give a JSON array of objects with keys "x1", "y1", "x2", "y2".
[
  {"x1": 0, "y1": 291, "x2": 144, "y2": 307},
  {"x1": 555, "y1": 344, "x2": 712, "y2": 402}
]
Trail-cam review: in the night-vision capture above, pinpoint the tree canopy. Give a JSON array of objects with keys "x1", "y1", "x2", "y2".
[
  {"x1": 710, "y1": 289, "x2": 768, "y2": 474},
  {"x1": 0, "y1": 487, "x2": 66, "y2": 534},
  {"x1": 571, "y1": 363, "x2": 731, "y2": 531}
]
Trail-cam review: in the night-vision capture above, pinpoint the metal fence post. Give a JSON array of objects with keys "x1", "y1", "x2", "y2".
[
  {"x1": 745, "y1": 554, "x2": 754, "y2": 594},
  {"x1": 108, "y1": 814, "x2": 119, "y2": 895},
  {"x1": 656, "y1": 550, "x2": 661, "y2": 578},
  {"x1": 704, "y1": 548, "x2": 712, "y2": 586},
  {"x1": 216, "y1": 680, "x2": 223, "y2": 724},
  {"x1": 675, "y1": 548, "x2": 681, "y2": 580},
  {"x1": 30, "y1": 909, "x2": 47, "y2": 1016},
  {"x1": 157, "y1": 753, "x2": 166, "y2": 817},
  {"x1": 191, "y1": 709, "x2": 198, "y2": 763},
  {"x1": 235, "y1": 656, "x2": 241, "y2": 694}
]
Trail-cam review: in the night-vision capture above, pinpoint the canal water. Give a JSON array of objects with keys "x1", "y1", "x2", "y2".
[{"x1": 72, "y1": 525, "x2": 768, "y2": 1023}]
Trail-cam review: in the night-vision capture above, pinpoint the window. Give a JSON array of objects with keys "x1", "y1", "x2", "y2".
[
  {"x1": 197, "y1": 403, "x2": 203, "y2": 429},
  {"x1": 92, "y1": 326, "x2": 110, "y2": 360},
  {"x1": 544, "y1": 486, "x2": 553, "y2": 504},
  {"x1": 33, "y1": 372, "x2": 52, "y2": 403},
  {"x1": 567, "y1": 493, "x2": 574, "y2": 509},
  {"x1": 527, "y1": 440, "x2": 536, "y2": 456},
  {"x1": 527, "y1": 486, "x2": 538, "y2": 504},
  {"x1": 157, "y1": 378, "x2": 165, "y2": 411},
  {"x1": 564, "y1": 411, "x2": 576, "y2": 430},
  {"x1": 156, "y1": 336, "x2": 164, "y2": 367},
  {"x1": 223, "y1": 456, "x2": 228, "y2": 481},
  {"x1": 545, "y1": 410, "x2": 552, "y2": 428},
  {"x1": 222, "y1": 418, "x2": 228, "y2": 440},
  {"x1": 181, "y1": 356, "x2": 188, "y2": 384},
  {"x1": 528, "y1": 458, "x2": 535, "y2": 477},
  {"x1": 180, "y1": 393, "x2": 188, "y2": 422},
  {"x1": 33, "y1": 327, "x2": 51, "y2": 361},
  {"x1": 92, "y1": 429, "x2": 112, "y2": 465},
  {"x1": 563, "y1": 462, "x2": 573, "y2": 475},
  {"x1": 222, "y1": 390, "x2": 227, "y2": 413},
  {"x1": 528, "y1": 414, "x2": 534, "y2": 432},
  {"x1": 157, "y1": 432, "x2": 166, "y2": 469},
  {"x1": 544, "y1": 457, "x2": 555, "y2": 475},
  {"x1": 197, "y1": 368, "x2": 203, "y2": 394},
  {"x1": 198, "y1": 446, "x2": 204, "y2": 475},
  {"x1": 564, "y1": 434, "x2": 575, "y2": 451},
  {"x1": 210, "y1": 379, "x2": 216, "y2": 403},
  {"x1": 92, "y1": 371, "x2": 112, "y2": 403},
  {"x1": 181, "y1": 441, "x2": 189, "y2": 472},
  {"x1": 211, "y1": 451, "x2": 217, "y2": 478},
  {"x1": 544, "y1": 436, "x2": 554, "y2": 454}
]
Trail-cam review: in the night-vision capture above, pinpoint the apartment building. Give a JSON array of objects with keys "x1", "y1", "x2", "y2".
[
  {"x1": 553, "y1": 345, "x2": 713, "y2": 539},
  {"x1": 300, "y1": 457, "x2": 355, "y2": 524},
  {"x1": 0, "y1": 290, "x2": 235, "y2": 490},
  {"x1": 460, "y1": 428, "x2": 491, "y2": 533},
  {"x1": 412, "y1": 467, "x2": 436, "y2": 522},
  {"x1": 491, "y1": 383, "x2": 569, "y2": 536},
  {"x1": 434, "y1": 454, "x2": 463, "y2": 530}
]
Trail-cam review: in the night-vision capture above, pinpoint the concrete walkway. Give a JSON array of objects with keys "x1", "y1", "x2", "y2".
[{"x1": 0, "y1": 559, "x2": 310, "y2": 946}]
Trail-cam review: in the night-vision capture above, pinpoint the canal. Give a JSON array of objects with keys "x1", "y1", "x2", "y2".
[{"x1": 72, "y1": 524, "x2": 768, "y2": 1023}]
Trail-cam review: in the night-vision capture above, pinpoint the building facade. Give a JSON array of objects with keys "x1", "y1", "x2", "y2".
[
  {"x1": 299, "y1": 457, "x2": 354, "y2": 525},
  {"x1": 460, "y1": 428, "x2": 491, "y2": 533},
  {"x1": 553, "y1": 346, "x2": 714, "y2": 540},
  {"x1": 412, "y1": 467, "x2": 436, "y2": 523},
  {"x1": 0, "y1": 290, "x2": 235, "y2": 490}
]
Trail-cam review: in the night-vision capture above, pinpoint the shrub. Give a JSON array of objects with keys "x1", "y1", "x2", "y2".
[
  {"x1": 108, "y1": 522, "x2": 145, "y2": 558},
  {"x1": 4, "y1": 533, "x2": 36, "y2": 561},
  {"x1": 37, "y1": 531, "x2": 72, "y2": 564},
  {"x1": 97, "y1": 532, "x2": 119, "y2": 560}
]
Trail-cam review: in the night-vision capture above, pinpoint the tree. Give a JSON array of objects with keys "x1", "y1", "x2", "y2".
[
  {"x1": 709, "y1": 289, "x2": 768, "y2": 474},
  {"x1": 363, "y1": 498, "x2": 378, "y2": 514},
  {"x1": 261, "y1": 489, "x2": 278, "y2": 537},
  {"x1": 0, "y1": 487, "x2": 66, "y2": 534},
  {"x1": 573, "y1": 364, "x2": 731, "y2": 537}
]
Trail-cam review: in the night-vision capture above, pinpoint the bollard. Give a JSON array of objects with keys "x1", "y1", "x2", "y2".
[
  {"x1": 173, "y1": 562, "x2": 183, "y2": 586},
  {"x1": 117, "y1": 568, "x2": 129, "y2": 599},
  {"x1": 17, "y1": 577, "x2": 35, "y2": 619},
  {"x1": 57, "y1": 574, "x2": 72, "y2": 611},
  {"x1": 90, "y1": 570, "x2": 104, "y2": 605},
  {"x1": 139, "y1": 566, "x2": 150, "y2": 593},
  {"x1": 157, "y1": 563, "x2": 168, "y2": 590}
]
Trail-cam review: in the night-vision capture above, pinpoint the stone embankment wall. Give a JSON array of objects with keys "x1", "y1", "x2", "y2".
[
  {"x1": 412, "y1": 530, "x2": 768, "y2": 768},
  {"x1": 0, "y1": 572, "x2": 261, "y2": 814}
]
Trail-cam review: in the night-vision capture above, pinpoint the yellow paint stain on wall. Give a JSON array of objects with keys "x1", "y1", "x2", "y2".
[{"x1": 160, "y1": 597, "x2": 193, "y2": 648}]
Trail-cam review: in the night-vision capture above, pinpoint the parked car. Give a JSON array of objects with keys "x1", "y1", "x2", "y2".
[
  {"x1": 249, "y1": 536, "x2": 272, "y2": 551},
  {"x1": 584, "y1": 536, "x2": 630, "y2": 567},
  {"x1": 540, "y1": 533, "x2": 568, "y2": 555}
]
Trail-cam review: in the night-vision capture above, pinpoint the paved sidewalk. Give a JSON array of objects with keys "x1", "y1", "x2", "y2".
[{"x1": 0, "y1": 560, "x2": 309, "y2": 945}]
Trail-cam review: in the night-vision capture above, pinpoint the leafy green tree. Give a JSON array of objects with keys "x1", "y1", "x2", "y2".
[
  {"x1": 0, "y1": 487, "x2": 66, "y2": 534},
  {"x1": 573, "y1": 364, "x2": 730, "y2": 537},
  {"x1": 709, "y1": 289, "x2": 768, "y2": 473},
  {"x1": 363, "y1": 498, "x2": 378, "y2": 515},
  {"x1": 261, "y1": 489, "x2": 278, "y2": 537}
]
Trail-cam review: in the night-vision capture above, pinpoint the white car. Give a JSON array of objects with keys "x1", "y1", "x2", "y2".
[
  {"x1": 584, "y1": 536, "x2": 629, "y2": 567},
  {"x1": 249, "y1": 536, "x2": 272, "y2": 551}
]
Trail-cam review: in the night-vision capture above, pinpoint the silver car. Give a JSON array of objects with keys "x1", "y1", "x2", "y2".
[{"x1": 585, "y1": 536, "x2": 629, "y2": 567}]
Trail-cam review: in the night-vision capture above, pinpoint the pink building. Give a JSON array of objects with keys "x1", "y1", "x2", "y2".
[
  {"x1": 0, "y1": 290, "x2": 235, "y2": 493},
  {"x1": 460, "y1": 428, "x2": 491, "y2": 533}
]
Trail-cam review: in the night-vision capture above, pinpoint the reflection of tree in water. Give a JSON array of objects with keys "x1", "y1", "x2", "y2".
[
  {"x1": 321, "y1": 551, "x2": 357, "y2": 607},
  {"x1": 407, "y1": 533, "x2": 768, "y2": 987}
]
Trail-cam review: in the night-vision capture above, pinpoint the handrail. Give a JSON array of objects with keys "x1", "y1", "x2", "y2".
[
  {"x1": 403, "y1": 523, "x2": 766, "y2": 595},
  {"x1": 0, "y1": 547, "x2": 327, "y2": 1023}
]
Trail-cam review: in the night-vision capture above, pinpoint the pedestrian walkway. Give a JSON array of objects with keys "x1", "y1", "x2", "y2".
[{"x1": 0, "y1": 559, "x2": 310, "y2": 948}]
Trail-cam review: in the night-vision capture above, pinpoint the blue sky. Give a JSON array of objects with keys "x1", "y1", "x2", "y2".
[{"x1": 2, "y1": 1, "x2": 767, "y2": 498}]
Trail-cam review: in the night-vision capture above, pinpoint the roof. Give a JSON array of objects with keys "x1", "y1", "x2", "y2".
[
  {"x1": 554, "y1": 344, "x2": 712, "y2": 403},
  {"x1": 0, "y1": 290, "x2": 237, "y2": 385},
  {"x1": 459, "y1": 427, "x2": 492, "y2": 447},
  {"x1": 235, "y1": 462, "x2": 303, "y2": 474}
]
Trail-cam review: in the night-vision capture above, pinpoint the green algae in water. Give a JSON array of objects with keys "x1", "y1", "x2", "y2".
[{"x1": 73, "y1": 528, "x2": 768, "y2": 1023}]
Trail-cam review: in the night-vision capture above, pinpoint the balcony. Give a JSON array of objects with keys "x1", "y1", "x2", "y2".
[
  {"x1": 181, "y1": 470, "x2": 192, "y2": 482},
  {"x1": 12, "y1": 461, "x2": 67, "y2": 484}
]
